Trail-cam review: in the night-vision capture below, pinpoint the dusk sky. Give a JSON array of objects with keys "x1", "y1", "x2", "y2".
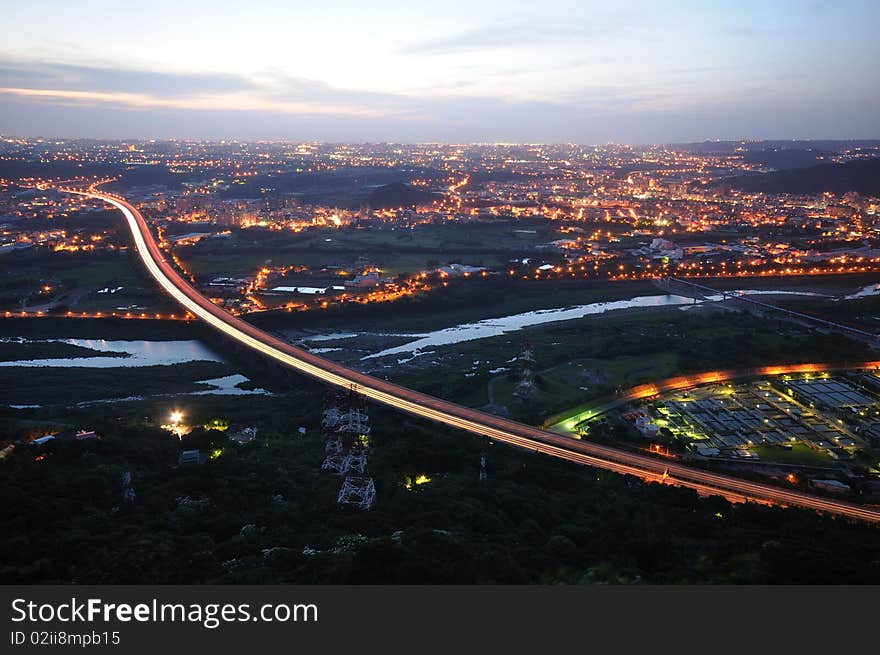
[{"x1": 1, "y1": 0, "x2": 878, "y2": 143}]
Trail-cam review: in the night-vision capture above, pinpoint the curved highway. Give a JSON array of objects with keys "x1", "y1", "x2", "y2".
[{"x1": 62, "y1": 187, "x2": 880, "y2": 524}]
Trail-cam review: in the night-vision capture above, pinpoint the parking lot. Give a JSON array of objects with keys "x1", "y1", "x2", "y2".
[{"x1": 631, "y1": 373, "x2": 877, "y2": 462}]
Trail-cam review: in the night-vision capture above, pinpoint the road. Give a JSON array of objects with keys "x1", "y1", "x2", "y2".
[{"x1": 61, "y1": 187, "x2": 880, "y2": 524}]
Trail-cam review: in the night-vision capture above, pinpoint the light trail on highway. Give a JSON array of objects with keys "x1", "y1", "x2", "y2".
[{"x1": 60, "y1": 187, "x2": 880, "y2": 524}]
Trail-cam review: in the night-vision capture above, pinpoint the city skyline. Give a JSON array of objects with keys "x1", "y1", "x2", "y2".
[{"x1": 2, "y1": 0, "x2": 879, "y2": 143}]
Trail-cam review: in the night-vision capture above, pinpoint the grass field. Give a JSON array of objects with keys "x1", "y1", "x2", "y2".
[
  {"x1": 0, "y1": 340, "x2": 128, "y2": 363},
  {"x1": 0, "y1": 361, "x2": 236, "y2": 405},
  {"x1": 254, "y1": 277, "x2": 664, "y2": 333},
  {"x1": 751, "y1": 443, "x2": 837, "y2": 466},
  {"x1": 0, "y1": 317, "x2": 205, "y2": 341},
  {"x1": 0, "y1": 248, "x2": 171, "y2": 314},
  {"x1": 179, "y1": 249, "x2": 505, "y2": 278},
  {"x1": 679, "y1": 272, "x2": 880, "y2": 294},
  {"x1": 0, "y1": 362, "x2": 241, "y2": 405},
  {"x1": 175, "y1": 218, "x2": 559, "y2": 279},
  {"x1": 489, "y1": 353, "x2": 680, "y2": 421}
]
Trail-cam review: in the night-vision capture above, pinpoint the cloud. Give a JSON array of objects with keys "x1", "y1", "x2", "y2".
[
  {"x1": 4, "y1": 51, "x2": 870, "y2": 144},
  {"x1": 259, "y1": 73, "x2": 410, "y2": 110},
  {"x1": 4, "y1": 87, "x2": 878, "y2": 145},
  {"x1": 0, "y1": 55, "x2": 726, "y2": 142},
  {"x1": 558, "y1": 84, "x2": 679, "y2": 112},
  {"x1": 0, "y1": 57, "x2": 407, "y2": 119},
  {"x1": 396, "y1": 23, "x2": 601, "y2": 56},
  {"x1": 0, "y1": 58, "x2": 256, "y2": 97}
]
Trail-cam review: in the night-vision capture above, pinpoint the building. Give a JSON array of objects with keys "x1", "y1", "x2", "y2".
[
  {"x1": 345, "y1": 273, "x2": 381, "y2": 289},
  {"x1": 810, "y1": 479, "x2": 850, "y2": 494},
  {"x1": 179, "y1": 450, "x2": 208, "y2": 465}
]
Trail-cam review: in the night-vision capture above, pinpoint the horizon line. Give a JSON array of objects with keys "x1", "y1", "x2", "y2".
[{"x1": 4, "y1": 135, "x2": 880, "y2": 147}]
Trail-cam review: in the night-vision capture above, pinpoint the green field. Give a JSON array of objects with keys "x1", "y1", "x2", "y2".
[
  {"x1": 51, "y1": 258, "x2": 144, "y2": 288},
  {"x1": 0, "y1": 361, "x2": 236, "y2": 405},
  {"x1": 176, "y1": 218, "x2": 559, "y2": 279},
  {"x1": 0, "y1": 340, "x2": 128, "y2": 363},
  {"x1": 751, "y1": 443, "x2": 837, "y2": 466},
  {"x1": 681, "y1": 272, "x2": 880, "y2": 295},
  {"x1": 0, "y1": 317, "x2": 206, "y2": 341},
  {"x1": 253, "y1": 277, "x2": 663, "y2": 333},
  {"x1": 490, "y1": 353, "x2": 680, "y2": 419},
  {"x1": 0, "y1": 248, "x2": 172, "y2": 314}
]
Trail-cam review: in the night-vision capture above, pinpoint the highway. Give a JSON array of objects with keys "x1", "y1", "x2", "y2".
[{"x1": 61, "y1": 187, "x2": 880, "y2": 524}]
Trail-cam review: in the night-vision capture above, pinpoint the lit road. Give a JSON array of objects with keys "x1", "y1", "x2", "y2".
[{"x1": 62, "y1": 187, "x2": 880, "y2": 524}]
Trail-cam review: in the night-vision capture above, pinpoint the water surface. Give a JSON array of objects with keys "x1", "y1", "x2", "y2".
[
  {"x1": 363, "y1": 289, "x2": 831, "y2": 360},
  {"x1": 364, "y1": 294, "x2": 696, "y2": 359},
  {"x1": 0, "y1": 339, "x2": 224, "y2": 368}
]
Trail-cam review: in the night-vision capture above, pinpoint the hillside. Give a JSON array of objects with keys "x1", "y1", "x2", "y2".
[
  {"x1": 721, "y1": 158, "x2": 880, "y2": 196},
  {"x1": 359, "y1": 183, "x2": 440, "y2": 209}
]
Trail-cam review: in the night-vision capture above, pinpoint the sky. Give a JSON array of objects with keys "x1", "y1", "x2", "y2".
[{"x1": 0, "y1": 0, "x2": 878, "y2": 143}]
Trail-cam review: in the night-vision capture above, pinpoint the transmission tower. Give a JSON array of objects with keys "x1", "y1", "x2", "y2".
[
  {"x1": 321, "y1": 406, "x2": 343, "y2": 430},
  {"x1": 320, "y1": 390, "x2": 376, "y2": 509},
  {"x1": 321, "y1": 391, "x2": 349, "y2": 472},
  {"x1": 337, "y1": 476, "x2": 376, "y2": 510},
  {"x1": 344, "y1": 448, "x2": 369, "y2": 475},
  {"x1": 513, "y1": 341, "x2": 537, "y2": 399},
  {"x1": 322, "y1": 450, "x2": 349, "y2": 474}
]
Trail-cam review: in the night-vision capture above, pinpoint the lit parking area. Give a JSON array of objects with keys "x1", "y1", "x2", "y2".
[{"x1": 631, "y1": 373, "x2": 877, "y2": 462}]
